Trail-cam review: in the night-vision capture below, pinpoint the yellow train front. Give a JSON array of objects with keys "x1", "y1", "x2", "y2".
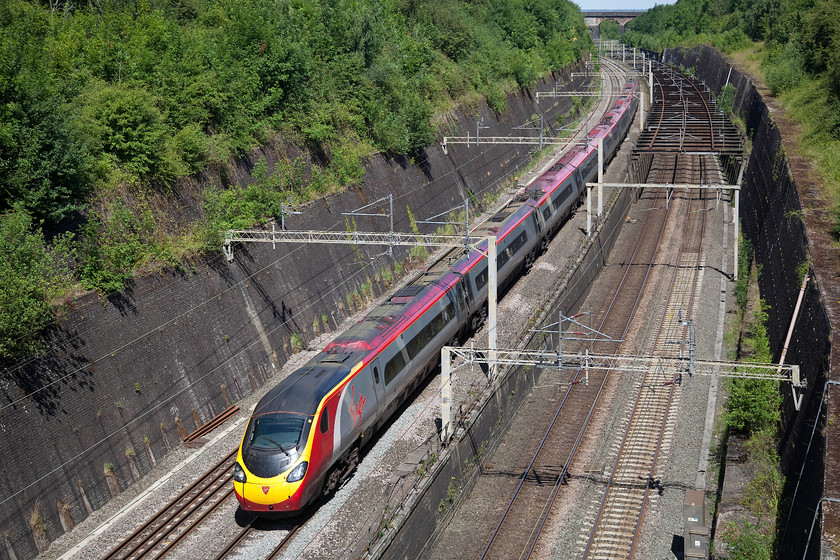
[{"x1": 233, "y1": 358, "x2": 377, "y2": 515}]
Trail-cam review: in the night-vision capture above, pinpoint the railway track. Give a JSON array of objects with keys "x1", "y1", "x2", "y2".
[
  {"x1": 97, "y1": 63, "x2": 629, "y2": 560},
  {"x1": 463, "y1": 61, "x2": 736, "y2": 560},
  {"x1": 579, "y1": 182, "x2": 710, "y2": 559},
  {"x1": 478, "y1": 183, "x2": 672, "y2": 559},
  {"x1": 213, "y1": 520, "x2": 300, "y2": 560},
  {"x1": 103, "y1": 433, "x2": 298, "y2": 560},
  {"x1": 576, "y1": 68, "x2": 725, "y2": 560},
  {"x1": 103, "y1": 58, "x2": 736, "y2": 560},
  {"x1": 475, "y1": 58, "x2": 673, "y2": 560},
  {"x1": 104, "y1": 449, "x2": 237, "y2": 560}
]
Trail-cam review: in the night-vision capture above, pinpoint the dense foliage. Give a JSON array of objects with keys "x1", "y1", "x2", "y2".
[
  {"x1": 724, "y1": 303, "x2": 780, "y2": 433},
  {"x1": 598, "y1": 20, "x2": 621, "y2": 41},
  {"x1": 622, "y1": 0, "x2": 840, "y2": 122},
  {"x1": 1, "y1": 0, "x2": 590, "y2": 222},
  {"x1": 0, "y1": 206, "x2": 74, "y2": 358},
  {"x1": 722, "y1": 257, "x2": 781, "y2": 559},
  {"x1": 0, "y1": 0, "x2": 590, "y2": 359}
]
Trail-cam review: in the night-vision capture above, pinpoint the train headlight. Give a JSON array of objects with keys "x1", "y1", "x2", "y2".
[
  {"x1": 233, "y1": 462, "x2": 247, "y2": 483},
  {"x1": 286, "y1": 461, "x2": 308, "y2": 483}
]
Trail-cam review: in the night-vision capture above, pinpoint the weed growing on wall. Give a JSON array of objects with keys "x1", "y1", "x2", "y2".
[
  {"x1": 720, "y1": 258, "x2": 782, "y2": 560},
  {"x1": 406, "y1": 206, "x2": 428, "y2": 263},
  {"x1": 734, "y1": 235, "x2": 753, "y2": 313}
]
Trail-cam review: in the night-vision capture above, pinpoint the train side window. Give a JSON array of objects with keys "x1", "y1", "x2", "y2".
[
  {"x1": 552, "y1": 181, "x2": 572, "y2": 207},
  {"x1": 373, "y1": 367, "x2": 380, "y2": 384},
  {"x1": 320, "y1": 408, "x2": 329, "y2": 433},
  {"x1": 512, "y1": 231, "x2": 527, "y2": 253},
  {"x1": 385, "y1": 350, "x2": 406, "y2": 385},
  {"x1": 475, "y1": 266, "x2": 488, "y2": 290},
  {"x1": 497, "y1": 248, "x2": 510, "y2": 269},
  {"x1": 405, "y1": 302, "x2": 455, "y2": 359}
]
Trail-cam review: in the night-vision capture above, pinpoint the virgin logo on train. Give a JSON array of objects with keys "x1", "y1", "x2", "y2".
[{"x1": 350, "y1": 385, "x2": 366, "y2": 428}]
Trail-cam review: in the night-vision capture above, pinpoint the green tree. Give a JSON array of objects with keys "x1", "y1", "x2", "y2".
[
  {"x1": 0, "y1": 1, "x2": 92, "y2": 223},
  {"x1": 0, "y1": 0, "x2": 591, "y2": 318},
  {"x1": 599, "y1": 20, "x2": 621, "y2": 40},
  {"x1": 79, "y1": 84, "x2": 169, "y2": 178}
]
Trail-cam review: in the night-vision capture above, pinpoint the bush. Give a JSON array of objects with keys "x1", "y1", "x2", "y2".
[
  {"x1": 764, "y1": 42, "x2": 807, "y2": 96},
  {"x1": 721, "y1": 521, "x2": 772, "y2": 560},
  {"x1": 725, "y1": 300, "x2": 780, "y2": 434},
  {"x1": 734, "y1": 236, "x2": 753, "y2": 312},
  {"x1": 0, "y1": 205, "x2": 74, "y2": 359},
  {"x1": 79, "y1": 85, "x2": 169, "y2": 179},
  {"x1": 741, "y1": 428, "x2": 784, "y2": 516},
  {"x1": 717, "y1": 83, "x2": 736, "y2": 116},
  {"x1": 78, "y1": 199, "x2": 167, "y2": 293}
]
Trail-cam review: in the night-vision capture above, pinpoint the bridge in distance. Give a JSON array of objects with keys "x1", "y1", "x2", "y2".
[{"x1": 582, "y1": 10, "x2": 646, "y2": 36}]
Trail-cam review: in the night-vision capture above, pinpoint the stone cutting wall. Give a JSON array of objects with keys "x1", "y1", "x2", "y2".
[{"x1": 0, "y1": 64, "x2": 590, "y2": 560}]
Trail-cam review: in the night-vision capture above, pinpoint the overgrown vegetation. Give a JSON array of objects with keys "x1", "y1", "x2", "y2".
[
  {"x1": 725, "y1": 298, "x2": 779, "y2": 433},
  {"x1": 0, "y1": 0, "x2": 592, "y2": 359},
  {"x1": 733, "y1": 235, "x2": 752, "y2": 311},
  {"x1": 0, "y1": 205, "x2": 74, "y2": 358},
  {"x1": 599, "y1": 20, "x2": 621, "y2": 41},
  {"x1": 720, "y1": 256, "x2": 782, "y2": 560}
]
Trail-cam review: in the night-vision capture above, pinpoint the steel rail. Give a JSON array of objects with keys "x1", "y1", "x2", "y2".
[
  {"x1": 582, "y1": 155, "x2": 712, "y2": 558},
  {"x1": 266, "y1": 524, "x2": 302, "y2": 559},
  {"x1": 212, "y1": 520, "x2": 254, "y2": 560},
  {"x1": 630, "y1": 160, "x2": 710, "y2": 558},
  {"x1": 645, "y1": 70, "x2": 667, "y2": 148},
  {"x1": 681, "y1": 71, "x2": 717, "y2": 152},
  {"x1": 522, "y1": 184, "x2": 674, "y2": 560},
  {"x1": 211, "y1": 505, "x2": 299, "y2": 559},
  {"x1": 478, "y1": 60, "x2": 635, "y2": 560},
  {"x1": 155, "y1": 487, "x2": 236, "y2": 557}
]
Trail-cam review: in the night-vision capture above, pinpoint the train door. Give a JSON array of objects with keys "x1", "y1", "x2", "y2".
[
  {"x1": 334, "y1": 362, "x2": 380, "y2": 456},
  {"x1": 461, "y1": 274, "x2": 474, "y2": 310},
  {"x1": 370, "y1": 358, "x2": 385, "y2": 417},
  {"x1": 535, "y1": 204, "x2": 545, "y2": 229},
  {"x1": 456, "y1": 274, "x2": 474, "y2": 338}
]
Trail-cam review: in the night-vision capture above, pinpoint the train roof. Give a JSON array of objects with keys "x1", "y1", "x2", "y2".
[
  {"x1": 324, "y1": 277, "x2": 454, "y2": 356},
  {"x1": 254, "y1": 361, "x2": 353, "y2": 417},
  {"x1": 526, "y1": 144, "x2": 592, "y2": 199}
]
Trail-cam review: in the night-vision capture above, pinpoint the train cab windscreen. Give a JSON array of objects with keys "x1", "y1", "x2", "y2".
[{"x1": 242, "y1": 411, "x2": 311, "y2": 477}]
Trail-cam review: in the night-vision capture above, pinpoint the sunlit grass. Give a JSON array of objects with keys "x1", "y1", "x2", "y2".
[{"x1": 780, "y1": 77, "x2": 840, "y2": 212}]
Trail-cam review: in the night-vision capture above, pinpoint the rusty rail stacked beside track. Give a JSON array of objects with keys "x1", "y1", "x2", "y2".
[{"x1": 183, "y1": 405, "x2": 240, "y2": 445}]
